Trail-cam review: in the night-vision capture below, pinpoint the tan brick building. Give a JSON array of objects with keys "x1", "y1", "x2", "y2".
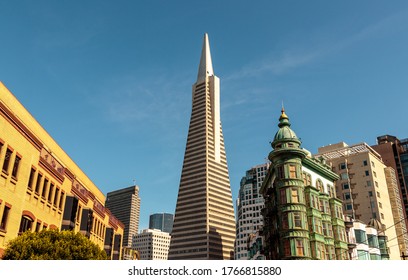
[
  {"x1": 315, "y1": 142, "x2": 405, "y2": 260},
  {"x1": 0, "y1": 82, "x2": 124, "y2": 259}
]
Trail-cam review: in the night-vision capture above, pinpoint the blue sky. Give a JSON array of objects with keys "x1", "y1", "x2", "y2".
[{"x1": 1, "y1": 1, "x2": 407, "y2": 230}]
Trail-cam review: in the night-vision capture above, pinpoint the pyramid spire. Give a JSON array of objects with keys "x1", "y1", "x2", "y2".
[{"x1": 197, "y1": 33, "x2": 214, "y2": 83}]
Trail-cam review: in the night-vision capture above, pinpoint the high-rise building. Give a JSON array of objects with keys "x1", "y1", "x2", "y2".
[
  {"x1": 168, "y1": 34, "x2": 236, "y2": 260},
  {"x1": 106, "y1": 185, "x2": 141, "y2": 250},
  {"x1": 235, "y1": 163, "x2": 269, "y2": 260},
  {"x1": 315, "y1": 141, "x2": 403, "y2": 259},
  {"x1": 371, "y1": 135, "x2": 408, "y2": 229},
  {"x1": 260, "y1": 108, "x2": 349, "y2": 260},
  {"x1": 149, "y1": 213, "x2": 173, "y2": 233},
  {"x1": 0, "y1": 82, "x2": 124, "y2": 259},
  {"x1": 133, "y1": 229, "x2": 171, "y2": 260}
]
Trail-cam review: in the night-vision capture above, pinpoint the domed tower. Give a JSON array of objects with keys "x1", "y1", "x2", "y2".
[{"x1": 261, "y1": 108, "x2": 310, "y2": 259}]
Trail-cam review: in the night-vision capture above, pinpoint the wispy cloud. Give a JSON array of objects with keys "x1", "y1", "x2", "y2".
[
  {"x1": 225, "y1": 10, "x2": 408, "y2": 82},
  {"x1": 87, "y1": 72, "x2": 192, "y2": 136},
  {"x1": 225, "y1": 49, "x2": 321, "y2": 81}
]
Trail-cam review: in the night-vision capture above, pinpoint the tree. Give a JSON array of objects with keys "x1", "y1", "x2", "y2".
[{"x1": 2, "y1": 229, "x2": 108, "y2": 260}]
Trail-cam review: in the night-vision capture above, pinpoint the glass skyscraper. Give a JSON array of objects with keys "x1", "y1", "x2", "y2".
[{"x1": 149, "y1": 213, "x2": 173, "y2": 233}]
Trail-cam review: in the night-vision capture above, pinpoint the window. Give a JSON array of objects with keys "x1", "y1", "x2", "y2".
[
  {"x1": 328, "y1": 185, "x2": 335, "y2": 198},
  {"x1": 368, "y1": 191, "x2": 373, "y2": 197},
  {"x1": 345, "y1": 203, "x2": 353, "y2": 211},
  {"x1": 281, "y1": 212, "x2": 288, "y2": 229},
  {"x1": 35, "y1": 222, "x2": 41, "y2": 232},
  {"x1": 2, "y1": 148, "x2": 12, "y2": 173},
  {"x1": 310, "y1": 194, "x2": 318, "y2": 209},
  {"x1": 27, "y1": 167, "x2": 36, "y2": 190},
  {"x1": 316, "y1": 180, "x2": 324, "y2": 192},
  {"x1": 363, "y1": 160, "x2": 368, "y2": 166},
  {"x1": 315, "y1": 219, "x2": 322, "y2": 234},
  {"x1": 283, "y1": 239, "x2": 291, "y2": 256},
  {"x1": 291, "y1": 188, "x2": 299, "y2": 203},
  {"x1": 340, "y1": 173, "x2": 348, "y2": 180},
  {"x1": 47, "y1": 183, "x2": 54, "y2": 203},
  {"x1": 295, "y1": 239, "x2": 305, "y2": 256},
  {"x1": 19, "y1": 216, "x2": 33, "y2": 233},
  {"x1": 358, "y1": 250, "x2": 369, "y2": 260},
  {"x1": 367, "y1": 180, "x2": 372, "y2": 187},
  {"x1": 11, "y1": 154, "x2": 21, "y2": 178},
  {"x1": 342, "y1": 183, "x2": 349, "y2": 190},
  {"x1": 41, "y1": 178, "x2": 49, "y2": 199},
  {"x1": 53, "y1": 187, "x2": 60, "y2": 206},
  {"x1": 339, "y1": 162, "x2": 346, "y2": 170},
  {"x1": 365, "y1": 170, "x2": 369, "y2": 176},
  {"x1": 59, "y1": 191, "x2": 65, "y2": 210},
  {"x1": 344, "y1": 192, "x2": 351, "y2": 200},
  {"x1": 335, "y1": 205, "x2": 343, "y2": 218},
  {"x1": 323, "y1": 222, "x2": 329, "y2": 236},
  {"x1": 293, "y1": 212, "x2": 302, "y2": 228},
  {"x1": 319, "y1": 243, "x2": 326, "y2": 260},
  {"x1": 289, "y1": 165, "x2": 297, "y2": 179},
  {"x1": 319, "y1": 200, "x2": 325, "y2": 212},
  {"x1": 0, "y1": 205, "x2": 11, "y2": 231},
  {"x1": 277, "y1": 165, "x2": 285, "y2": 179},
  {"x1": 280, "y1": 189, "x2": 287, "y2": 204},
  {"x1": 35, "y1": 173, "x2": 43, "y2": 194},
  {"x1": 355, "y1": 229, "x2": 367, "y2": 244}
]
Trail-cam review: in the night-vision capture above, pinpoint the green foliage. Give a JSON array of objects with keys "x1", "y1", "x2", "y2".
[{"x1": 2, "y1": 229, "x2": 108, "y2": 260}]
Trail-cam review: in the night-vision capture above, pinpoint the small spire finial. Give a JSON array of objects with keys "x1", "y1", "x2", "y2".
[{"x1": 280, "y1": 101, "x2": 288, "y2": 120}]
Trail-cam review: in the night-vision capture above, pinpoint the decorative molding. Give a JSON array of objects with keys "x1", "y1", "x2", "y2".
[{"x1": 0, "y1": 101, "x2": 42, "y2": 151}]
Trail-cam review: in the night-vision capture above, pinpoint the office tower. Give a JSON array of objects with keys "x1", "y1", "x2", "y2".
[
  {"x1": 0, "y1": 82, "x2": 124, "y2": 259},
  {"x1": 106, "y1": 185, "x2": 141, "y2": 249},
  {"x1": 315, "y1": 142, "x2": 402, "y2": 259},
  {"x1": 133, "y1": 229, "x2": 171, "y2": 260},
  {"x1": 149, "y1": 213, "x2": 173, "y2": 233},
  {"x1": 371, "y1": 135, "x2": 408, "y2": 229},
  {"x1": 260, "y1": 108, "x2": 348, "y2": 260},
  {"x1": 168, "y1": 34, "x2": 236, "y2": 260},
  {"x1": 235, "y1": 163, "x2": 269, "y2": 260}
]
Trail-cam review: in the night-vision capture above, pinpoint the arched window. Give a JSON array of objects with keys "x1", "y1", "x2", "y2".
[
  {"x1": 19, "y1": 210, "x2": 35, "y2": 233},
  {"x1": 316, "y1": 179, "x2": 324, "y2": 192},
  {"x1": 19, "y1": 215, "x2": 33, "y2": 233}
]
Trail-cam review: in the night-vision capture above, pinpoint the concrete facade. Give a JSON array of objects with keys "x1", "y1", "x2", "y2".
[
  {"x1": 316, "y1": 142, "x2": 402, "y2": 259},
  {"x1": 133, "y1": 228, "x2": 171, "y2": 260}
]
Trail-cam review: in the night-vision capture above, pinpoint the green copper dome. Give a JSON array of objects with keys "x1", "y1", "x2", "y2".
[{"x1": 272, "y1": 108, "x2": 301, "y2": 149}]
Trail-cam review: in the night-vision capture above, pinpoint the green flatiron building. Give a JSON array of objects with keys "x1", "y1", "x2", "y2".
[{"x1": 260, "y1": 108, "x2": 349, "y2": 260}]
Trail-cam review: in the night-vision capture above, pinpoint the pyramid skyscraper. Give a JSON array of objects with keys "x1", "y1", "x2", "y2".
[{"x1": 168, "y1": 33, "x2": 236, "y2": 260}]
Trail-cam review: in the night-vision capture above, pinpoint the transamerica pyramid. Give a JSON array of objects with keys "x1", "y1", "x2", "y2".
[{"x1": 168, "y1": 33, "x2": 236, "y2": 260}]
